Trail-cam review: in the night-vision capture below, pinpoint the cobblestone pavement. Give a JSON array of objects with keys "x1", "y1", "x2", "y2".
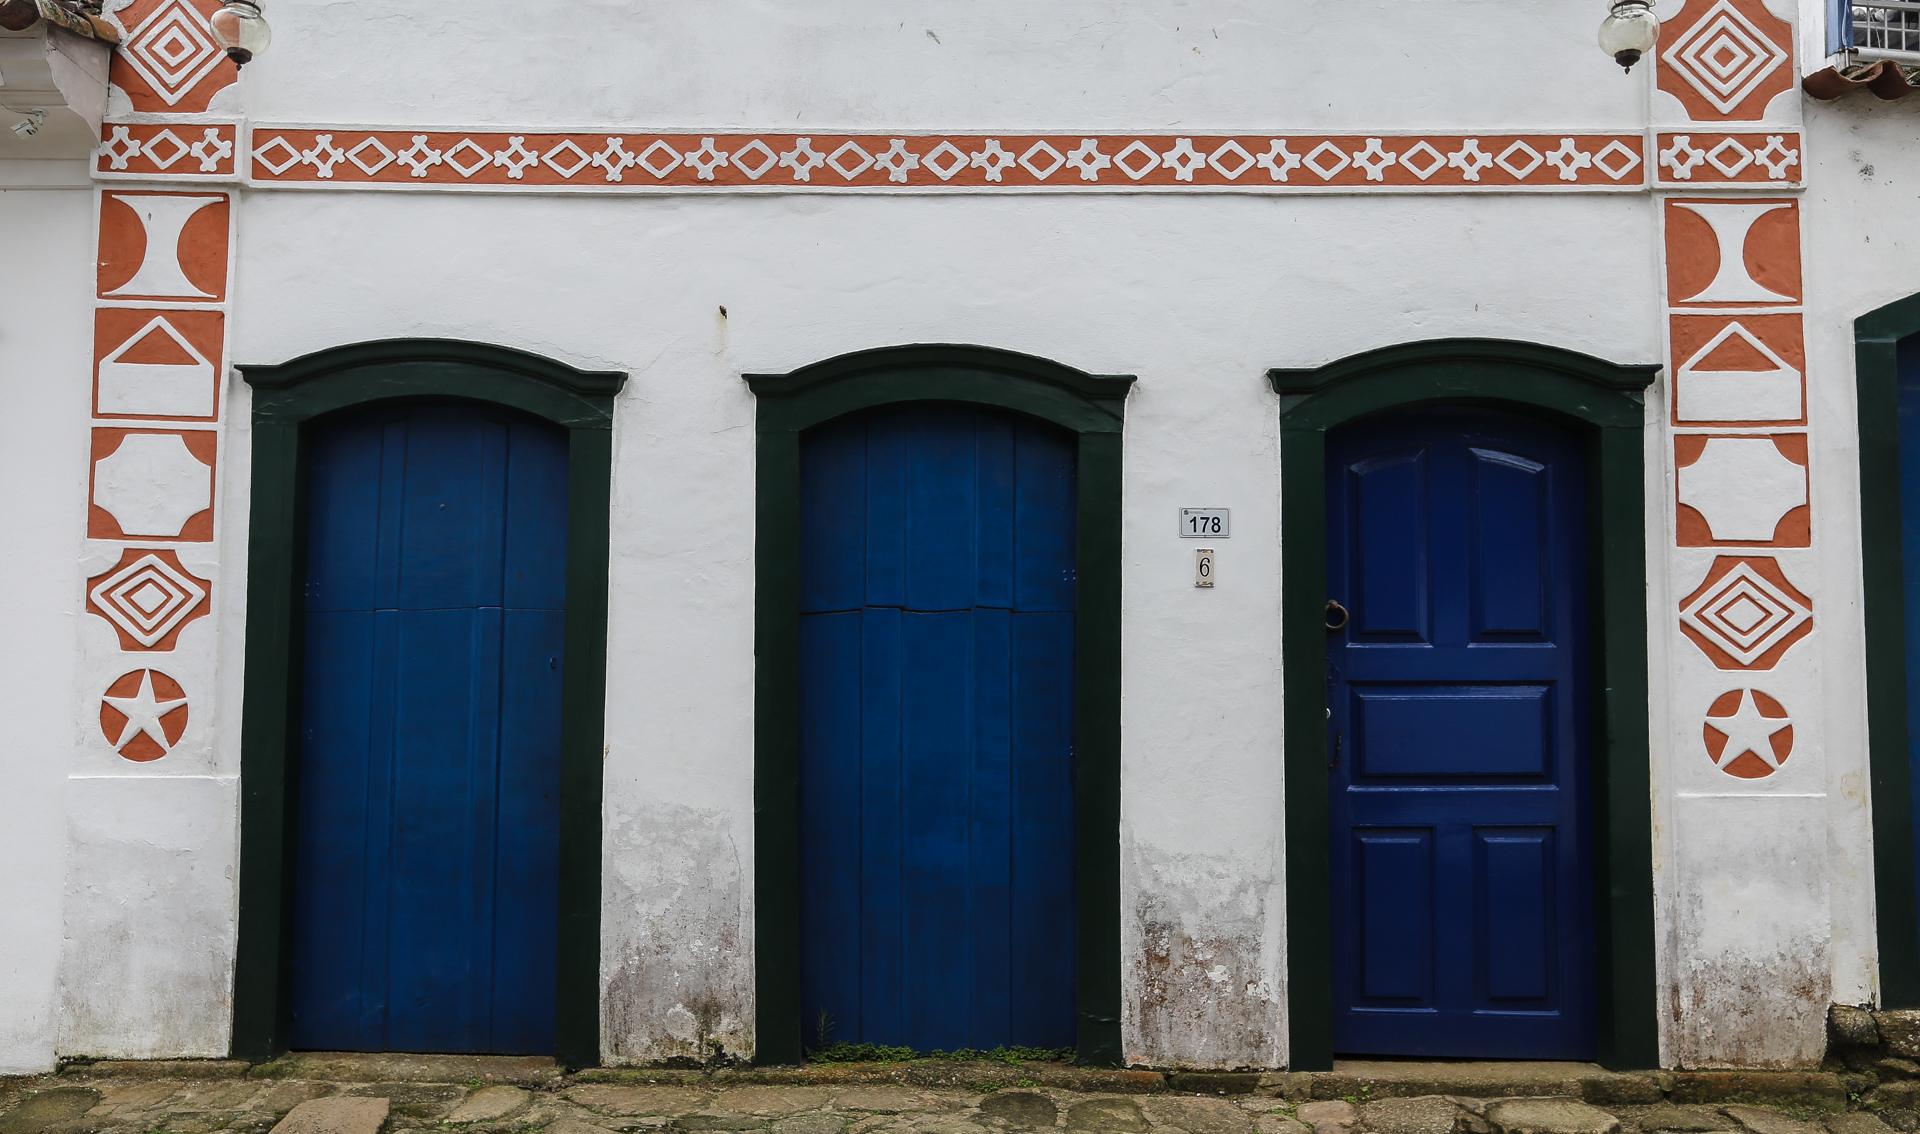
[{"x1": 0, "y1": 1065, "x2": 1908, "y2": 1134}]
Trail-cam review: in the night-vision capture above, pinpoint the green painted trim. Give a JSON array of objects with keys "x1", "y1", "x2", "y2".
[
  {"x1": 1268, "y1": 338, "x2": 1658, "y2": 1071},
  {"x1": 745, "y1": 344, "x2": 1135, "y2": 1067},
  {"x1": 1857, "y1": 294, "x2": 1920, "y2": 1008},
  {"x1": 233, "y1": 338, "x2": 626, "y2": 1068}
]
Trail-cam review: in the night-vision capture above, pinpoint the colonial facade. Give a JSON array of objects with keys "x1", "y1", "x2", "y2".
[{"x1": 1, "y1": 0, "x2": 1917, "y2": 1076}]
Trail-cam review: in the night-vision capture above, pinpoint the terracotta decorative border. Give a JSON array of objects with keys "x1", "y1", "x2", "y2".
[
  {"x1": 1655, "y1": 132, "x2": 1803, "y2": 185},
  {"x1": 231, "y1": 130, "x2": 1651, "y2": 191}
]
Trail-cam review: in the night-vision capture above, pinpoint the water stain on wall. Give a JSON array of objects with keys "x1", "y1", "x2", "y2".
[
  {"x1": 1125, "y1": 846, "x2": 1281, "y2": 1070},
  {"x1": 602, "y1": 802, "x2": 754, "y2": 1065}
]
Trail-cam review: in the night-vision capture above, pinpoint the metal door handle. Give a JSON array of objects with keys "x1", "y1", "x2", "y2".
[{"x1": 1325, "y1": 599, "x2": 1349, "y2": 630}]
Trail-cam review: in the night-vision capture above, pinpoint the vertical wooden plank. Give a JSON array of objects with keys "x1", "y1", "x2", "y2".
[
  {"x1": 907, "y1": 411, "x2": 977, "y2": 613},
  {"x1": 798, "y1": 610, "x2": 865, "y2": 1046},
  {"x1": 900, "y1": 609, "x2": 973, "y2": 1051},
  {"x1": 969, "y1": 607, "x2": 1012, "y2": 1046},
  {"x1": 1011, "y1": 610, "x2": 1077, "y2": 1048},
  {"x1": 865, "y1": 414, "x2": 907, "y2": 610},
  {"x1": 801, "y1": 416, "x2": 868, "y2": 613},
  {"x1": 975, "y1": 416, "x2": 1015, "y2": 611},
  {"x1": 1015, "y1": 421, "x2": 1077, "y2": 613},
  {"x1": 858, "y1": 607, "x2": 904, "y2": 1043}
]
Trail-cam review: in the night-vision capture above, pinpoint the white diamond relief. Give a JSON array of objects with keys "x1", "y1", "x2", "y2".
[
  {"x1": 1398, "y1": 140, "x2": 1447, "y2": 181},
  {"x1": 828, "y1": 140, "x2": 875, "y2": 180},
  {"x1": 1707, "y1": 137, "x2": 1755, "y2": 177},
  {"x1": 635, "y1": 138, "x2": 683, "y2": 179},
  {"x1": 1591, "y1": 139, "x2": 1643, "y2": 180},
  {"x1": 141, "y1": 129, "x2": 190, "y2": 170},
  {"x1": 1680, "y1": 562, "x2": 1810, "y2": 666},
  {"x1": 347, "y1": 136, "x2": 396, "y2": 176},
  {"x1": 89, "y1": 553, "x2": 207, "y2": 649},
  {"x1": 1302, "y1": 141, "x2": 1350, "y2": 180},
  {"x1": 732, "y1": 139, "x2": 780, "y2": 180},
  {"x1": 121, "y1": 0, "x2": 224, "y2": 106},
  {"x1": 1495, "y1": 140, "x2": 1544, "y2": 180},
  {"x1": 1662, "y1": 0, "x2": 1789, "y2": 115},
  {"x1": 922, "y1": 140, "x2": 969, "y2": 181},
  {"x1": 442, "y1": 138, "x2": 493, "y2": 178},
  {"x1": 1019, "y1": 140, "x2": 1065, "y2": 181},
  {"x1": 252, "y1": 135, "x2": 301, "y2": 176},
  {"x1": 542, "y1": 139, "x2": 592, "y2": 178},
  {"x1": 1112, "y1": 140, "x2": 1161, "y2": 180}
]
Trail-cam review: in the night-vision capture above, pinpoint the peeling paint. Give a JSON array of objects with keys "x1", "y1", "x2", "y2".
[
  {"x1": 1124, "y1": 847, "x2": 1281, "y2": 1070},
  {"x1": 602, "y1": 802, "x2": 754, "y2": 1065}
]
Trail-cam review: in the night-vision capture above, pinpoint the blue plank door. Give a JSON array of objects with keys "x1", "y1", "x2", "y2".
[
  {"x1": 1325, "y1": 405, "x2": 1595, "y2": 1059},
  {"x1": 798, "y1": 405, "x2": 1078, "y2": 1053},
  {"x1": 292, "y1": 401, "x2": 568, "y2": 1054}
]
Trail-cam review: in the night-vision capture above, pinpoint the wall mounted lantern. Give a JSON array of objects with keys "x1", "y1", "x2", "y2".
[
  {"x1": 209, "y1": 0, "x2": 269, "y2": 65},
  {"x1": 1599, "y1": 0, "x2": 1661, "y2": 71}
]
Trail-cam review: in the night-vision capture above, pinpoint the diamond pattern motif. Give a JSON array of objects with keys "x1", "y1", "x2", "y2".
[
  {"x1": 87, "y1": 551, "x2": 210, "y2": 650},
  {"x1": 1679, "y1": 558, "x2": 1812, "y2": 668},
  {"x1": 1662, "y1": 0, "x2": 1790, "y2": 115},
  {"x1": 119, "y1": 0, "x2": 225, "y2": 108},
  {"x1": 245, "y1": 131, "x2": 1646, "y2": 191}
]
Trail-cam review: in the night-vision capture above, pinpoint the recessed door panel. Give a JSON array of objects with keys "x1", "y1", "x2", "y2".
[{"x1": 1353, "y1": 685, "x2": 1550, "y2": 778}]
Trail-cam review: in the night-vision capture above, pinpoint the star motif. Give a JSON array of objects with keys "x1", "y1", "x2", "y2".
[
  {"x1": 103, "y1": 670, "x2": 189, "y2": 752},
  {"x1": 1706, "y1": 689, "x2": 1791, "y2": 770}
]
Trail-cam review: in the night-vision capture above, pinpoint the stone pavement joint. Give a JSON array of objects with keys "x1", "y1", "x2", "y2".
[{"x1": 270, "y1": 1098, "x2": 390, "y2": 1134}]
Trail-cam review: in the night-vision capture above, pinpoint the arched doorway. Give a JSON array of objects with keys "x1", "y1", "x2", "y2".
[
  {"x1": 1271, "y1": 338, "x2": 1658, "y2": 1070},
  {"x1": 745, "y1": 345, "x2": 1135, "y2": 1065},
  {"x1": 232, "y1": 340, "x2": 625, "y2": 1067}
]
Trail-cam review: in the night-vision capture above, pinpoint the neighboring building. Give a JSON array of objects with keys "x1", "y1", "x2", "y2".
[{"x1": 1, "y1": 0, "x2": 1917, "y2": 1077}]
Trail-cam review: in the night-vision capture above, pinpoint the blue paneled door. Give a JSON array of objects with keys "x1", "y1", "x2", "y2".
[
  {"x1": 1325, "y1": 405, "x2": 1595, "y2": 1059},
  {"x1": 799, "y1": 405, "x2": 1077, "y2": 1053},
  {"x1": 292, "y1": 401, "x2": 568, "y2": 1054}
]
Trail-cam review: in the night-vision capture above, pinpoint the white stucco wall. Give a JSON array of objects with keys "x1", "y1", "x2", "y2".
[
  {"x1": 5, "y1": 0, "x2": 1893, "y2": 1071},
  {"x1": 0, "y1": 186, "x2": 91, "y2": 1073},
  {"x1": 1804, "y1": 89, "x2": 1920, "y2": 1001}
]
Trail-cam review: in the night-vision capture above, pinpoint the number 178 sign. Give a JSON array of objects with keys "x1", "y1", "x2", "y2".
[{"x1": 1180, "y1": 508, "x2": 1229, "y2": 538}]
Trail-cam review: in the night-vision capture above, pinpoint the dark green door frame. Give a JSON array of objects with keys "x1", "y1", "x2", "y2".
[
  {"x1": 744, "y1": 344, "x2": 1135, "y2": 1067},
  {"x1": 1268, "y1": 338, "x2": 1659, "y2": 1071},
  {"x1": 1855, "y1": 294, "x2": 1920, "y2": 1009},
  {"x1": 232, "y1": 339, "x2": 626, "y2": 1068}
]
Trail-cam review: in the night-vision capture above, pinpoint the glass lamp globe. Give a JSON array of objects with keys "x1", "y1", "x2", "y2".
[
  {"x1": 1599, "y1": 0, "x2": 1660, "y2": 70},
  {"x1": 209, "y1": 1, "x2": 271, "y2": 65}
]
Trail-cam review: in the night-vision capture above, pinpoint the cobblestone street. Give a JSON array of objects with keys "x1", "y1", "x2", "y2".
[{"x1": 1, "y1": 1059, "x2": 1911, "y2": 1134}]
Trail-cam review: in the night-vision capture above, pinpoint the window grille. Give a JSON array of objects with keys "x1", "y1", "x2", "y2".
[{"x1": 1845, "y1": 0, "x2": 1920, "y2": 63}]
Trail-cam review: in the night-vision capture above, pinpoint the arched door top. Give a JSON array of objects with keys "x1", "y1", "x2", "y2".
[{"x1": 1269, "y1": 338, "x2": 1657, "y2": 432}]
